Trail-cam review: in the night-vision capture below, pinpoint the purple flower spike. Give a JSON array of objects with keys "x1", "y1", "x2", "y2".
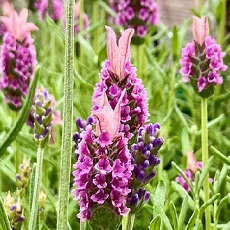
[
  {"x1": 73, "y1": 120, "x2": 132, "y2": 222},
  {"x1": 128, "y1": 123, "x2": 163, "y2": 210},
  {"x1": 180, "y1": 16, "x2": 227, "y2": 98},
  {"x1": 0, "y1": 9, "x2": 38, "y2": 110}
]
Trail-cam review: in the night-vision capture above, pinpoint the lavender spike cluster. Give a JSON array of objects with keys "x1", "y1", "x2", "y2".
[
  {"x1": 72, "y1": 118, "x2": 133, "y2": 226},
  {"x1": 109, "y1": 0, "x2": 159, "y2": 39},
  {"x1": 34, "y1": 0, "x2": 63, "y2": 21},
  {"x1": 180, "y1": 36, "x2": 227, "y2": 98},
  {"x1": 92, "y1": 61, "x2": 149, "y2": 140},
  {"x1": 0, "y1": 33, "x2": 37, "y2": 110},
  {"x1": 4, "y1": 192, "x2": 25, "y2": 230},
  {"x1": 128, "y1": 123, "x2": 163, "y2": 210},
  {"x1": 33, "y1": 89, "x2": 53, "y2": 148}
]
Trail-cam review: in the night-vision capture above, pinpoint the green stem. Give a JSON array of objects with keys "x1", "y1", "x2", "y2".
[
  {"x1": 80, "y1": 222, "x2": 86, "y2": 230},
  {"x1": 29, "y1": 147, "x2": 44, "y2": 230},
  {"x1": 93, "y1": 0, "x2": 99, "y2": 54},
  {"x1": 136, "y1": 45, "x2": 144, "y2": 78},
  {"x1": 125, "y1": 212, "x2": 135, "y2": 230},
  {"x1": 51, "y1": 32, "x2": 56, "y2": 71},
  {"x1": 79, "y1": 0, "x2": 84, "y2": 33},
  {"x1": 201, "y1": 98, "x2": 211, "y2": 230},
  {"x1": 57, "y1": 0, "x2": 75, "y2": 229}
]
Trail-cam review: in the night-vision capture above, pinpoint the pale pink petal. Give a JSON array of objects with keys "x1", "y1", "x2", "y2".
[
  {"x1": 2, "y1": 2, "x2": 14, "y2": 16},
  {"x1": 74, "y1": 1, "x2": 80, "y2": 17},
  {"x1": 105, "y1": 26, "x2": 134, "y2": 79},
  {"x1": 186, "y1": 151, "x2": 197, "y2": 174},
  {"x1": 53, "y1": 111, "x2": 63, "y2": 125},
  {"x1": 19, "y1": 8, "x2": 28, "y2": 26},
  {"x1": 0, "y1": 16, "x2": 11, "y2": 31},
  {"x1": 193, "y1": 16, "x2": 209, "y2": 46},
  {"x1": 92, "y1": 89, "x2": 126, "y2": 139},
  {"x1": 1, "y1": 9, "x2": 38, "y2": 41}
]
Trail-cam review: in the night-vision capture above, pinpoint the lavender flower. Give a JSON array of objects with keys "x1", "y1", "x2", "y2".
[
  {"x1": 0, "y1": 9, "x2": 38, "y2": 110},
  {"x1": 128, "y1": 123, "x2": 163, "y2": 211},
  {"x1": 180, "y1": 16, "x2": 227, "y2": 98},
  {"x1": 33, "y1": 88, "x2": 53, "y2": 148},
  {"x1": 73, "y1": 92, "x2": 133, "y2": 228},
  {"x1": 34, "y1": 0, "x2": 63, "y2": 21},
  {"x1": 109, "y1": 0, "x2": 159, "y2": 42},
  {"x1": 4, "y1": 192, "x2": 25, "y2": 230},
  {"x1": 92, "y1": 26, "x2": 149, "y2": 140}
]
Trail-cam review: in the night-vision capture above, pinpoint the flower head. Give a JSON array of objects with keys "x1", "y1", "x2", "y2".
[
  {"x1": 1, "y1": 8, "x2": 38, "y2": 41},
  {"x1": 180, "y1": 15, "x2": 227, "y2": 98}
]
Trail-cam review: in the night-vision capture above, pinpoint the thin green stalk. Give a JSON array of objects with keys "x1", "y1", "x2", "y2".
[
  {"x1": 51, "y1": 32, "x2": 56, "y2": 71},
  {"x1": 29, "y1": 147, "x2": 44, "y2": 230},
  {"x1": 57, "y1": 0, "x2": 75, "y2": 229},
  {"x1": 201, "y1": 98, "x2": 211, "y2": 230},
  {"x1": 125, "y1": 212, "x2": 135, "y2": 230},
  {"x1": 80, "y1": 222, "x2": 86, "y2": 230},
  {"x1": 93, "y1": 0, "x2": 99, "y2": 54},
  {"x1": 136, "y1": 45, "x2": 144, "y2": 78},
  {"x1": 79, "y1": 0, "x2": 84, "y2": 33}
]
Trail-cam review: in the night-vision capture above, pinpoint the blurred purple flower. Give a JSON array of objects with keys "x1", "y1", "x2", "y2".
[
  {"x1": 34, "y1": 0, "x2": 63, "y2": 21},
  {"x1": 109, "y1": 0, "x2": 159, "y2": 39},
  {"x1": 0, "y1": 9, "x2": 38, "y2": 110}
]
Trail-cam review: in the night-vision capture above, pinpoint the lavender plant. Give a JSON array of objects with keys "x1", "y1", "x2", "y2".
[{"x1": 73, "y1": 25, "x2": 163, "y2": 230}]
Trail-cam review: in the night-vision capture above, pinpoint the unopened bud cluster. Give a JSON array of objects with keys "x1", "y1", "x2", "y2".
[
  {"x1": 33, "y1": 89, "x2": 53, "y2": 147},
  {"x1": 16, "y1": 158, "x2": 31, "y2": 197},
  {"x1": 4, "y1": 192, "x2": 25, "y2": 230}
]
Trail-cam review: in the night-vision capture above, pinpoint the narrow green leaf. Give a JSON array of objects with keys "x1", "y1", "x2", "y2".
[
  {"x1": 197, "y1": 156, "x2": 214, "y2": 193},
  {"x1": 178, "y1": 195, "x2": 188, "y2": 230},
  {"x1": 0, "y1": 197, "x2": 11, "y2": 230},
  {"x1": 210, "y1": 146, "x2": 230, "y2": 166},
  {"x1": 153, "y1": 180, "x2": 166, "y2": 210},
  {"x1": 185, "y1": 208, "x2": 198, "y2": 230},
  {"x1": 153, "y1": 181, "x2": 173, "y2": 230},
  {"x1": 0, "y1": 66, "x2": 40, "y2": 156},
  {"x1": 171, "y1": 182, "x2": 195, "y2": 209},
  {"x1": 215, "y1": 194, "x2": 230, "y2": 222},
  {"x1": 172, "y1": 26, "x2": 179, "y2": 61},
  {"x1": 169, "y1": 201, "x2": 178, "y2": 230},
  {"x1": 221, "y1": 221, "x2": 230, "y2": 230},
  {"x1": 199, "y1": 193, "x2": 220, "y2": 218},
  {"x1": 149, "y1": 215, "x2": 161, "y2": 230}
]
